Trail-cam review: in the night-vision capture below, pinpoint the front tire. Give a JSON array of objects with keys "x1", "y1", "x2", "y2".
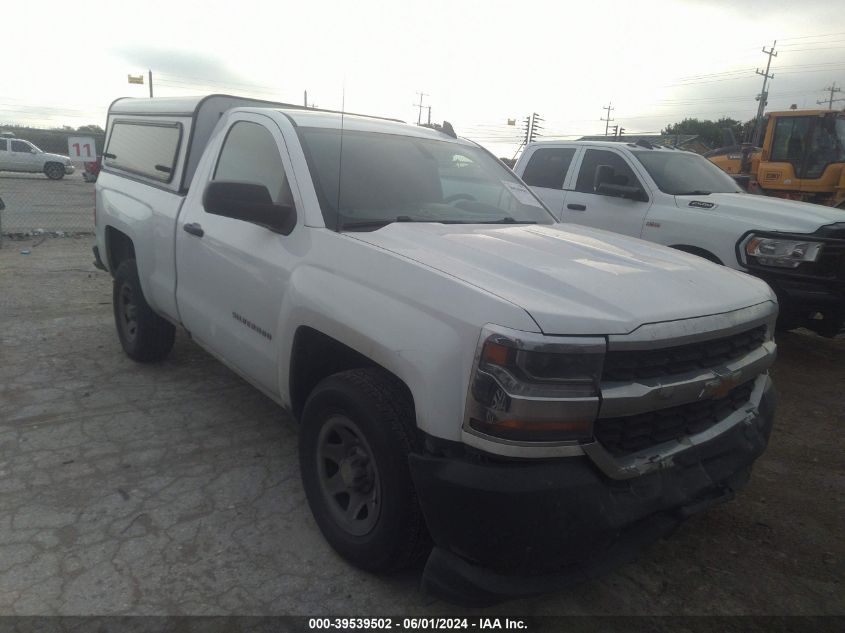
[
  {"x1": 44, "y1": 163, "x2": 65, "y2": 180},
  {"x1": 112, "y1": 259, "x2": 175, "y2": 362},
  {"x1": 299, "y1": 368, "x2": 429, "y2": 572}
]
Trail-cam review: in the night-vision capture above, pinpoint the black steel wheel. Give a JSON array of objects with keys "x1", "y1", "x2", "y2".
[
  {"x1": 112, "y1": 259, "x2": 175, "y2": 362},
  {"x1": 299, "y1": 368, "x2": 429, "y2": 572}
]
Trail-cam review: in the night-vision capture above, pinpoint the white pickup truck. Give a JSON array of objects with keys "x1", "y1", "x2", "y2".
[
  {"x1": 0, "y1": 136, "x2": 74, "y2": 179},
  {"x1": 94, "y1": 95, "x2": 778, "y2": 605},
  {"x1": 514, "y1": 140, "x2": 845, "y2": 337}
]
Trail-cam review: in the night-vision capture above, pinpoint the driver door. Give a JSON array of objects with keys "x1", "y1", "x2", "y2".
[
  {"x1": 561, "y1": 148, "x2": 651, "y2": 238},
  {"x1": 175, "y1": 113, "x2": 303, "y2": 397},
  {"x1": 9, "y1": 140, "x2": 37, "y2": 171}
]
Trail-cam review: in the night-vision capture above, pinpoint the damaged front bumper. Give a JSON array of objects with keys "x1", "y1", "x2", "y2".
[{"x1": 409, "y1": 376, "x2": 775, "y2": 606}]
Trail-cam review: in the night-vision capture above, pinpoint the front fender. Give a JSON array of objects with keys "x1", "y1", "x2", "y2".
[{"x1": 275, "y1": 260, "x2": 537, "y2": 441}]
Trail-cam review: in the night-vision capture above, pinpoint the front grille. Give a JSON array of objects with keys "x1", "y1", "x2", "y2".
[
  {"x1": 595, "y1": 380, "x2": 755, "y2": 457},
  {"x1": 601, "y1": 326, "x2": 766, "y2": 382}
]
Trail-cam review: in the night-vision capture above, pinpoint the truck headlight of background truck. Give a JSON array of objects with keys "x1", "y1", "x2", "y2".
[
  {"x1": 741, "y1": 234, "x2": 824, "y2": 269},
  {"x1": 464, "y1": 325, "x2": 604, "y2": 443}
]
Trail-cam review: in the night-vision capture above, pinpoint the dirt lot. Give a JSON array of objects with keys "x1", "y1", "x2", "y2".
[{"x1": 0, "y1": 238, "x2": 842, "y2": 616}]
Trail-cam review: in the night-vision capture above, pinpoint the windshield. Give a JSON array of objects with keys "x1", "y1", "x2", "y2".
[
  {"x1": 298, "y1": 127, "x2": 554, "y2": 230},
  {"x1": 632, "y1": 150, "x2": 743, "y2": 195}
]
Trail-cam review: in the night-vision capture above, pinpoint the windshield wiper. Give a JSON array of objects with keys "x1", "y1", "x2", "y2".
[
  {"x1": 478, "y1": 217, "x2": 537, "y2": 224},
  {"x1": 339, "y1": 215, "x2": 416, "y2": 230},
  {"x1": 675, "y1": 190, "x2": 712, "y2": 196}
]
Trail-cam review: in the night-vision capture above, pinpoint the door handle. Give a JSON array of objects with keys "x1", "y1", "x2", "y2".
[
  {"x1": 567, "y1": 203, "x2": 587, "y2": 211},
  {"x1": 183, "y1": 222, "x2": 204, "y2": 237}
]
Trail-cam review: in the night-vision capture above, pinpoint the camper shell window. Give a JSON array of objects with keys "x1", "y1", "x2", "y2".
[{"x1": 104, "y1": 120, "x2": 182, "y2": 183}]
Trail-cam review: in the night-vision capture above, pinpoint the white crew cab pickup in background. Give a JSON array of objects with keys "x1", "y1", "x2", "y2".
[
  {"x1": 94, "y1": 95, "x2": 778, "y2": 605},
  {"x1": 514, "y1": 140, "x2": 845, "y2": 337}
]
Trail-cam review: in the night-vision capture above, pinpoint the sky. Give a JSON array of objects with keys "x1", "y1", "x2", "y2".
[{"x1": 3, "y1": 0, "x2": 845, "y2": 157}]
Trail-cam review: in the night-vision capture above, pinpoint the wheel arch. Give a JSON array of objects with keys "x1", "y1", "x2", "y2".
[
  {"x1": 669, "y1": 244, "x2": 724, "y2": 265},
  {"x1": 104, "y1": 226, "x2": 136, "y2": 276},
  {"x1": 289, "y1": 326, "x2": 416, "y2": 421}
]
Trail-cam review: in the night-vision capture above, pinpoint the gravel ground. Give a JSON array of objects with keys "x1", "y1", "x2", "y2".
[{"x1": 0, "y1": 237, "x2": 842, "y2": 616}]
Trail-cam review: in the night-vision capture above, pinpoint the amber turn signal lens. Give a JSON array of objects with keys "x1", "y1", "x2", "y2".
[
  {"x1": 469, "y1": 417, "x2": 593, "y2": 442},
  {"x1": 481, "y1": 341, "x2": 512, "y2": 367}
]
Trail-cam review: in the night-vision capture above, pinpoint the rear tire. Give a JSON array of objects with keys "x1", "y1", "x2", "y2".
[
  {"x1": 299, "y1": 368, "x2": 429, "y2": 573},
  {"x1": 112, "y1": 259, "x2": 175, "y2": 362},
  {"x1": 44, "y1": 163, "x2": 65, "y2": 180}
]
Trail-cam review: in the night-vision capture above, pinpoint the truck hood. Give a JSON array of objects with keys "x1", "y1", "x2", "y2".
[
  {"x1": 351, "y1": 223, "x2": 775, "y2": 335},
  {"x1": 675, "y1": 192, "x2": 845, "y2": 233}
]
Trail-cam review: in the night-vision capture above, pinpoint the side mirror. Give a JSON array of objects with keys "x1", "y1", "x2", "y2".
[
  {"x1": 594, "y1": 164, "x2": 615, "y2": 189},
  {"x1": 202, "y1": 181, "x2": 296, "y2": 235},
  {"x1": 596, "y1": 182, "x2": 649, "y2": 202},
  {"x1": 0, "y1": 197, "x2": 5, "y2": 211}
]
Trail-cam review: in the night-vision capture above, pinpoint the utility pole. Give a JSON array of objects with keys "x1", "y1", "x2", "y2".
[
  {"x1": 752, "y1": 41, "x2": 777, "y2": 144},
  {"x1": 522, "y1": 113, "x2": 544, "y2": 145},
  {"x1": 304, "y1": 90, "x2": 308, "y2": 107},
  {"x1": 148, "y1": 69, "x2": 154, "y2": 98},
  {"x1": 601, "y1": 102, "x2": 615, "y2": 136},
  {"x1": 414, "y1": 92, "x2": 428, "y2": 125},
  {"x1": 426, "y1": 105, "x2": 431, "y2": 125},
  {"x1": 817, "y1": 82, "x2": 844, "y2": 109}
]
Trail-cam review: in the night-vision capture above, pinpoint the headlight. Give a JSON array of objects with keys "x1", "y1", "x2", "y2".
[
  {"x1": 743, "y1": 235, "x2": 823, "y2": 269},
  {"x1": 464, "y1": 326, "x2": 605, "y2": 443}
]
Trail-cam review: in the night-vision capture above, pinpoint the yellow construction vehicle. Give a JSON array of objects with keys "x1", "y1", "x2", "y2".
[{"x1": 707, "y1": 109, "x2": 845, "y2": 208}]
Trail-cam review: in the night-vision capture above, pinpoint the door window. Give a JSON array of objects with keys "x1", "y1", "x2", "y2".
[
  {"x1": 11, "y1": 140, "x2": 31, "y2": 153},
  {"x1": 214, "y1": 121, "x2": 294, "y2": 207},
  {"x1": 770, "y1": 117, "x2": 811, "y2": 164},
  {"x1": 575, "y1": 149, "x2": 643, "y2": 194},
  {"x1": 521, "y1": 148, "x2": 576, "y2": 190},
  {"x1": 0, "y1": 139, "x2": 6, "y2": 151}
]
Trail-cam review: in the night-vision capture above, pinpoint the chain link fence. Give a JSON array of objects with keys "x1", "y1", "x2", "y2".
[{"x1": 0, "y1": 172, "x2": 94, "y2": 245}]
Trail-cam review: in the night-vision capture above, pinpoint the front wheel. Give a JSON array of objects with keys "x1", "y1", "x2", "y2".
[
  {"x1": 299, "y1": 368, "x2": 429, "y2": 572},
  {"x1": 112, "y1": 259, "x2": 175, "y2": 362},
  {"x1": 44, "y1": 163, "x2": 65, "y2": 180}
]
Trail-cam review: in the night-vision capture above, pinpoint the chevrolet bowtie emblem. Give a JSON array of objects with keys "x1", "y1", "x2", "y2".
[{"x1": 700, "y1": 369, "x2": 744, "y2": 400}]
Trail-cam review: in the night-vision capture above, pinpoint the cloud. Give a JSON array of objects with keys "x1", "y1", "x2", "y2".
[{"x1": 110, "y1": 45, "x2": 245, "y2": 85}]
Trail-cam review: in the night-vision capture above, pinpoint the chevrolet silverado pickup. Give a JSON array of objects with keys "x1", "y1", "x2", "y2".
[
  {"x1": 94, "y1": 95, "x2": 778, "y2": 605},
  {"x1": 515, "y1": 140, "x2": 845, "y2": 337}
]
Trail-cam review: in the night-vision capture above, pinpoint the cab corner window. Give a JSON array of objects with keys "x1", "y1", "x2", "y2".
[
  {"x1": 214, "y1": 121, "x2": 294, "y2": 208},
  {"x1": 521, "y1": 148, "x2": 576, "y2": 190}
]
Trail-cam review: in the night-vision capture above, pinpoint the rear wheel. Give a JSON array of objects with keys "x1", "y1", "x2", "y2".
[
  {"x1": 44, "y1": 163, "x2": 65, "y2": 180},
  {"x1": 299, "y1": 368, "x2": 429, "y2": 572},
  {"x1": 112, "y1": 259, "x2": 175, "y2": 362}
]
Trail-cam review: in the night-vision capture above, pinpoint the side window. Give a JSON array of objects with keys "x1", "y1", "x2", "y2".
[
  {"x1": 0, "y1": 139, "x2": 7, "y2": 151},
  {"x1": 214, "y1": 121, "x2": 294, "y2": 207},
  {"x1": 521, "y1": 148, "x2": 576, "y2": 190},
  {"x1": 575, "y1": 149, "x2": 642, "y2": 194},
  {"x1": 11, "y1": 140, "x2": 31, "y2": 153},
  {"x1": 104, "y1": 121, "x2": 181, "y2": 182},
  {"x1": 770, "y1": 117, "x2": 811, "y2": 162}
]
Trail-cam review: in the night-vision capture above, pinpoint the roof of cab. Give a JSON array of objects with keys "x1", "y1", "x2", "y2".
[
  {"x1": 272, "y1": 108, "x2": 465, "y2": 142},
  {"x1": 528, "y1": 139, "x2": 694, "y2": 153}
]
